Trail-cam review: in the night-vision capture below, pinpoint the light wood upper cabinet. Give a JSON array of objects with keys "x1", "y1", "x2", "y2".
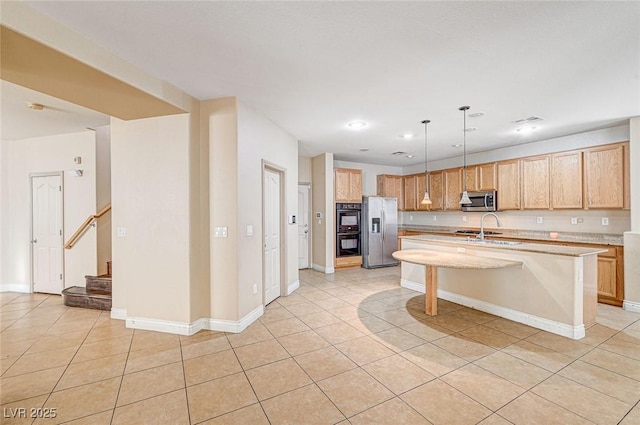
[
  {"x1": 497, "y1": 160, "x2": 521, "y2": 210},
  {"x1": 550, "y1": 151, "x2": 583, "y2": 209},
  {"x1": 464, "y1": 167, "x2": 478, "y2": 192},
  {"x1": 334, "y1": 168, "x2": 362, "y2": 203},
  {"x1": 584, "y1": 143, "x2": 625, "y2": 209},
  {"x1": 403, "y1": 175, "x2": 417, "y2": 211},
  {"x1": 377, "y1": 174, "x2": 404, "y2": 209},
  {"x1": 428, "y1": 171, "x2": 444, "y2": 210},
  {"x1": 521, "y1": 156, "x2": 550, "y2": 209},
  {"x1": 416, "y1": 173, "x2": 429, "y2": 211},
  {"x1": 478, "y1": 163, "x2": 497, "y2": 190},
  {"x1": 444, "y1": 168, "x2": 463, "y2": 210}
]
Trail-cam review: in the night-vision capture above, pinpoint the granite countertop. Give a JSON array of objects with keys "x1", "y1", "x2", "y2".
[
  {"x1": 392, "y1": 249, "x2": 523, "y2": 269},
  {"x1": 401, "y1": 234, "x2": 608, "y2": 257},
  {"x1": 399, "y1": 225, "x2": 624, "y2": 246}
]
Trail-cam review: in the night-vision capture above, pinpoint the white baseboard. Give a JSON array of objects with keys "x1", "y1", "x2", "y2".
[
  {"x1": 0, "y1": 283, "x2": 31, "y2": 293},
  {"x1": 207, "y1": 304, "x2": 264, "y2": 333},
  {"x1": 110, "y1": 308, "x2": 127, "y2": 320},
  {"x1": 623, "y1": 300, "x2": 640, "y2": 313},
  {"x1": 312, "y1": 263, "x2": 335, "y2": 274},
  {"x1": 401, "y1": 279, "x2": 586, "y2": 340},
  {"x1": 288, "y1": 280, "x2": 300, "y2": 295},
  {"x1": 126, "y1": 316, "x2": 200, "y2": 336},
  {"x1": 118, "y1": 304, "x2": 264, "y2": 336}
]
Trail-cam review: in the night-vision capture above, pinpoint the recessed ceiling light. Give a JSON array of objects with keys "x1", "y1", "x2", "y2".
[
  {"x1": 516, "y1": 126, "x2": 537, "y2": 134},
  {"x1": 28, "y1": 103, "x2": 44, "y2": 110},
  {"x1": 359, "y1": 148, "x2": 369, "y2": 152},
  {"x1": 400, "y1": 133, "x2": 414, "y2": 139},
  {"x1": 347, "y1": 121, "x2": 367, "y2": 130},
  {"x1": 452, "y1": 144, "x2": 463, "y2": 148},
  {"x1": 464, "y1": 127, "x2": 477, "y2": 132},
  {"x1": 468, "y1": 112, "x2": 485, "y2": 118}
]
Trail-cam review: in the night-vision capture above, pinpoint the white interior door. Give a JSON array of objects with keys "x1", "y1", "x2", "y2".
[
  {"x1": 31, "y1": 174, "x2": 63, "y2": 294},
  {"x1": 264, "y1": 168, "x2": 282, "y2": 305},
  {"x1": 297, "y1": 184, "x2": 310, "y2": 269}
]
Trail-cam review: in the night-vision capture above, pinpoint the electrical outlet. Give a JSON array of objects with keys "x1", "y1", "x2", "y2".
[
  {"x1": 457, "y1": 247, "x2": 466, "y2": 253},
  {"x1": 432, "y1": 216, "x2": 437, "y2": 222},
  {"x1": 570, "y1": 217, "x2": 578, "y2": 225},
  {"x1": 117, "y1": 227, "x2": 127, "y2": 237},
  {"x1": 601, "y1": 217, "x2": 609, "y2": 226},
  {"x1": 253, "y1": 284, "x2": 257, "y2": 294},
  {"x1": 215, "y1": 226, "x2": 228, "y2": 238},
  {"x1": 462, "y1": 216, "x2": 467, "y2": 222},
  {"x1": 409, "y1": 215, "x2": 413, "y2": 221},
  {"x1": 536, "y1": 217, "x2": 543, "y2": 224}
]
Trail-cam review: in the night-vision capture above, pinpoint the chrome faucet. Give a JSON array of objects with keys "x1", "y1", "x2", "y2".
[{"x1": 478, "y1": 212, "x2": 502, "y2": 240}]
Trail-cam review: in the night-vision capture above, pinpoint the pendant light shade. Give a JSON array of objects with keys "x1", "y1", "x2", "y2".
[
  {"x1": 458, "y1": 106, "x2": 472, "y2": 205},
  {"x1": 420, "y1": 119, "x2": 432, "y2": 205}
]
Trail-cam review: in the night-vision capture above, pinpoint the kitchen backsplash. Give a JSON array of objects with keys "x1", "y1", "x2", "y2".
[{"x1": 400, "y1": 209, "x2": 630, "y2": 235}]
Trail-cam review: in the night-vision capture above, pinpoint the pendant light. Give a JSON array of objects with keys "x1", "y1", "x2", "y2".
[
  {"x1": 459, "y1": 105, "x2": 472, "y2": 205},
  {"x1": 420, "y1": 119, "x2": 432, "y2": 205}
]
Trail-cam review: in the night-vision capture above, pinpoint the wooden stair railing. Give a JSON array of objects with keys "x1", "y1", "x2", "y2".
[{"x1": 64, "y1": 205, "x2": 111, "y2": 249}]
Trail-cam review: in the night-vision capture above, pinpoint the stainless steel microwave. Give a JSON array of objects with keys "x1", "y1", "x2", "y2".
[{"x1": 460, "y1": 190, "x2": 497, "y2": 212}]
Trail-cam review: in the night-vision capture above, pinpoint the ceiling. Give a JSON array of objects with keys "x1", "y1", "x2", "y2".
[{"x1": 7, "y1": 1, "x2": 640, "y2": 165}]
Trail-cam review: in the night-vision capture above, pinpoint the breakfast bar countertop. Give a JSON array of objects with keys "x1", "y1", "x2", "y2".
[
  {"x1": 399, "y1": 225, "x2": 624, "y2": 246},
  {"x1": 400, "y1": 234, "x2": 607, "y2": 257}
]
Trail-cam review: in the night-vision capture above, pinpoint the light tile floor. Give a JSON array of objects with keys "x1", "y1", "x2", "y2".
[{"x1": 1, "y1": 267, "x2": 640, "y2": 424}]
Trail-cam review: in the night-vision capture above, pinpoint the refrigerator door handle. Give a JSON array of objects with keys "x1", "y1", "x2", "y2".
[{"x1": 381, "y1": 209, "x2": 385, "y2": 242}]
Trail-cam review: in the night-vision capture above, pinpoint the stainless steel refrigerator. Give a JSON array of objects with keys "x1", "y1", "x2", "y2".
[{"x1": 362, "y1": 196, "x2": 398, "y2": 268}]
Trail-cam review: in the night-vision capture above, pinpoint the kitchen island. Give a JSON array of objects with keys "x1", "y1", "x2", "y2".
[{"x1": 399, "y1": 234, "x2": 606, "y2": 339}]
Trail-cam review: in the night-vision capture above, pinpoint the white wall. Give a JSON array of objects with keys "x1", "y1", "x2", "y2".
[
  {"x1": 1, "y1": 131, "x2": 97, "y2": 291},
  {"x1": 110, "y1": 114, "x2": 192, "y2": 323},
  {"x1": 238, "y1": 101, "x2": 299, "y2": 316},
  {"x1": 333, "y1": 160, "x2": 402, "y2": 197}
]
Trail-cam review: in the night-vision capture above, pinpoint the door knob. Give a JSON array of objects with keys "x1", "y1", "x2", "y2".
[
  {"x1": 304, "y1": 230, "x2": 308, "y2": 234},
  {"x1": 31, "y1": 239, "x2": 38, "y2": 243}
]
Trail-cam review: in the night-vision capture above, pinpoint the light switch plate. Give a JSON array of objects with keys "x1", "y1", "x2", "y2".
[
  {"x1": 246, "y1": 225, "x2": 253, "y2": 236},
  {"x1": 536, "y1": 217, "x2": 543, "y2": 224}
]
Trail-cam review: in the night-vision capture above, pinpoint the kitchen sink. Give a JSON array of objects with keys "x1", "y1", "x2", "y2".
[
  {"x1": 455, "y1": 230, "x2": 502, "y2": 235},
  {"x1": 466, "y1": 239, "x2": 522, "y2": 246}
]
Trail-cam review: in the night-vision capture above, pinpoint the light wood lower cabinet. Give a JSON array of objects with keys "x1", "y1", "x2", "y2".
[{"x1": 335, "y1": 256, "x2": 362, "y2": 269}]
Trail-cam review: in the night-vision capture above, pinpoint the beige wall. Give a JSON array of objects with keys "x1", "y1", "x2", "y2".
[
  {"x1": 311, "y1": 153, "x2": 334, "y2": 272},
  {"x1": 624, "y1": 117, "x2": 640, "y2": 307},
  {"x1": 298, "y1": 156, "x2": 312, "y2": 183},
  {"x1": 0, "y1": 131, "x2": 97, "y2": 290},
  {"x1": 237, "y1": 101, "x2": 299, "y2": 316},
  {"x1": 95, "y1": 125, "x2": 111, "y2": 275},
  {"x1": 202, "y1": 98, "x2": 239, "y2": 321},
  {"x1": 110, "y1": 114, "x2": 192, "y2": 323}
]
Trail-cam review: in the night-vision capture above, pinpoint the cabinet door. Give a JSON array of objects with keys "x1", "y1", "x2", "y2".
[
  {"x1": 584, "y1": 144, "x2": 624, "y2": 209},
  {"x1": 521, "y1": 156, "x2": 550, "y2": 209},
  {"x1": 348, "y1": 170, "x2": 362, "y2": 203},
  {"x1": 444, "y1": 169, "x2": 463, "y2": 210},
  {"x1": 376, "y1": 175, "x2": 404, "y2": 208},
  {"x1": 334, "y1": 168, "x2": 351, "y2": 202},
  {"x1": 478, "y1": 163, "x2": 497, "y2": 190},
  {"x1": 403, "y1": 175, "x2": 417, "y2": 211},
  {"x1": 550, "y1": 151, "x2": 583, "y2": 209},
  {"x1": 497, "y1": 160, "x2": 521, "y2": 210},
  {"x1": 597, "y1": 257, "x2": 618, "y2": 299},
  {"x1": 428, "y1": 171, "x2": 444, "y2": 210},
  {"x1": 464, "y1": 167, "x2": 478, "y2": 192},
  {"x1": 416, "y1": 173, "x2": 430, "y2": 211}
]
